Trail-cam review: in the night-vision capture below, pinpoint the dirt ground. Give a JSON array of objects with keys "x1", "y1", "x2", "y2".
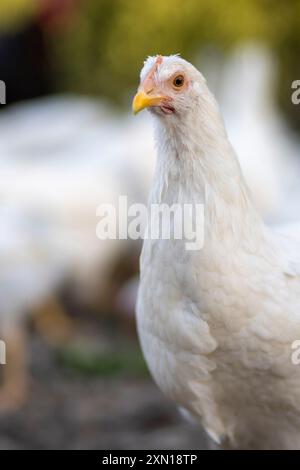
[{"x1": 0, "y1": 319, "x2": 208, "y2": 450}]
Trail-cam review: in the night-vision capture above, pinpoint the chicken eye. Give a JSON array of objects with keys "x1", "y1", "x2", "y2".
[{"x1": 173, "y1": 75, "x2": 184, "y2": 88}]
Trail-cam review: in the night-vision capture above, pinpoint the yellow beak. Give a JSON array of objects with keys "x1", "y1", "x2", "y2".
[{"x1": 132, "y1": 90, "x2": 164, "y2": 114}]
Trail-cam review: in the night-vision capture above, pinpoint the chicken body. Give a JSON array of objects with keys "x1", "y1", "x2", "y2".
[
  {"x1": 135, "y1": 55, "x2": 300, "y2": 449},
  {"x1": 0, "y1": 96, "x2": 155, "y2": 305},
  {"x1": 0, "y1": 96, "x2": 156, "y2": 408}
]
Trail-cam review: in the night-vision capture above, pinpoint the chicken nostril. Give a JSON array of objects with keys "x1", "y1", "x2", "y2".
[{"x1": 145, "y1": 88, "x2": 154, "y2": 95}]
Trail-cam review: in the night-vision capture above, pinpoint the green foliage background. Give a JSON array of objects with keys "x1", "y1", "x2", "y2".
[{"x1": 0, "y1": 0, "x2": 37, "y2": 31}]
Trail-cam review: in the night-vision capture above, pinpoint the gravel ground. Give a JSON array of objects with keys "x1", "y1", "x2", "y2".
[{"x1": 0, "y1": 326, "x2": 208, "y2": 450}]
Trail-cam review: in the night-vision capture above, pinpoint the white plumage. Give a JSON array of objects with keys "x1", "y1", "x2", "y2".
[
  {"x1": 202, "y1": 43, "x2": 300, "y2": 222},
  {"x1": 218, "y1": 43, "x2": 300, "y2": 223},
  {"x1": 0, "y1": 205, "x2": 68, "y2": 331},
  {"x1": 0, "y1": 96, "x2": 155, "y2": 408},
  {"x1": 134, "y1": 55, "x2": 300, "y2": 449},
  {"x1": 0, "y1": 96, "x2": 155, "y2": 305}
]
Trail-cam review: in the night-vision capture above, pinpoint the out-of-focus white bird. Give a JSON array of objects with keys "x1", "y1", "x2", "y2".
[
  {"x1": 0, "y1": 96, "x2": 155, "y2": 306},
  {"x1": 219, "y1": 44, "x2": 284, "y2": 218},
  {"x1": 202, "y1": 43, "x2": 300, "y2": 222},
  {"x1": 0, "y1": 96, "x2": 155, "y2": 409},
  {"x1": 134, "y1": 55, "x2": 300, "y2": 450}
]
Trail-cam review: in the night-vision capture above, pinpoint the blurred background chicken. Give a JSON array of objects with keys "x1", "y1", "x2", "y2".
[
  {"x1": 0, "y1": 0, "x2": 299, "y2": 450},
  {"x1": 0, "y1": 96, "x2": 155, "y2": 410},
  {"x1": 218, "y1": 44, "x2": 300, "y2": 224}
]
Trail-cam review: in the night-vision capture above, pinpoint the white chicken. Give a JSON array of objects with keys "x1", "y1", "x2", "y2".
[
  {"x1": 0, "y1": 96, "x2": 155, "y2": 409},
  {"x1": 134, "y1": 55, "x2": 300, "y2": 450},
  {"x1": 0, "y1": 96, "x2": 155, "y2": 305},
  {"x1": 201, "y1": 43, "x2": 300, "y2": 222},
  {"x1": 218, "y1": 43, "x2": 300, "y2": 223}
]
